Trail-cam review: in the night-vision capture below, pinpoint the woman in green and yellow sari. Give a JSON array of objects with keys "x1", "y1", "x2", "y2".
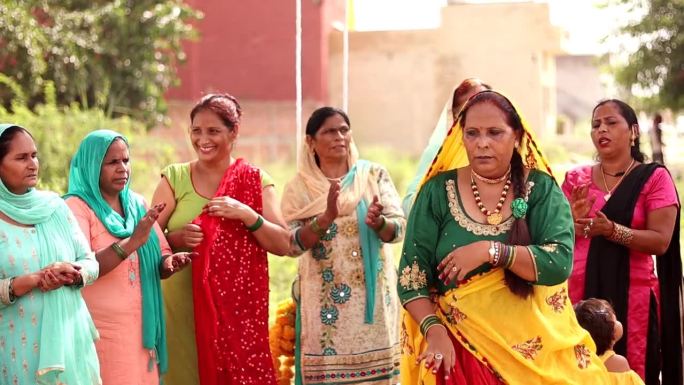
[{"x1": 398, "y1": 91, "x2": 624, "y2": 384}]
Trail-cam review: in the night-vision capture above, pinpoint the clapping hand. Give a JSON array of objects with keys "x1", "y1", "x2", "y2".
[
  {"x1": 569, "y1": 184, "x2": 595, "y2": 221},
  {"x1": 576, "y1": 211, "x2": 614, "y2": 239},
  {"x1": 131, "y1": 203, "x2": 166, "y2": 247},
  {"x1": 364, "y1": 195, "x2": 385, "y2": 231},
  {"x1": 161, "y1": 252, "x2": 196, "y2": 276}
]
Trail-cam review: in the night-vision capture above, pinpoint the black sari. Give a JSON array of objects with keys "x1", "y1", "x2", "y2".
[{"x1": 584, "y1": 163, "x2": 683, "y2": 385}]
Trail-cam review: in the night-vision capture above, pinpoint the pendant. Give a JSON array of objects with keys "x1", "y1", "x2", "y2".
[
  {"x1": 604, "y1": 193, "x2": 611, "y2": 201},
  {"x1": 487, "y1": 212, "x2": 503, "y2": 225}
]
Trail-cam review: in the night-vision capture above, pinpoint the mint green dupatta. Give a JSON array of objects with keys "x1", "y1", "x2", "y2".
[
  {"x1": 64, "y1": 129, "x2": 168, "y2": 374},
  {"x1": 0, "y1": 124, "x2": 100, "y2": 384}
]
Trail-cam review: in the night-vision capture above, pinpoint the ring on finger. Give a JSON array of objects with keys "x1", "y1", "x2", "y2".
[
  {"x1": 589, "y1": 219, "x2": 594, "y2": 227},
  {"x1": 451, "y1": 266, "x2": 459, "y2": 273},
  {"x1": 434, "y1": 353, "x2": 444, "y2": 360}
]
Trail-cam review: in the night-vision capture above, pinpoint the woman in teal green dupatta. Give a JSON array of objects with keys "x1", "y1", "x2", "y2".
[
  {"x1": 64, "y1": 129, "x2": 192, "y2": 384},
  {"x1": 0, "y1": 124, "x2": 101, "y2": 385}
]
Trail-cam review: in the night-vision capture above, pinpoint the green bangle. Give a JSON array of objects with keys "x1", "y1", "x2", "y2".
[
  {"x1": 246, "y1": 215, "x2": 264, "y2": 232},
  {"x1": 111, "y1": 242, "x2": 127, "y2": 259},
  {"x1": 419, "y1": 314, "x2": 441, "y2": 336},
  {"x1": 378, "y1": 216, "x2": 388, "y2": 232}
]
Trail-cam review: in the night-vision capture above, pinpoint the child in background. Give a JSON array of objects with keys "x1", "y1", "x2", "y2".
[{"x1": 574, "y1": 298, "x2": 645, "y2": 385}]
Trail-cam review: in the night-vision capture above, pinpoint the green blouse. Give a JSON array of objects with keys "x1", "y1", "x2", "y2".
[
  {"x1": 398, "y1": 168, "x2": 574, "y2": 306},
  {"x1": 162, "y1": 162, "x2": 274, "y2": 237}
]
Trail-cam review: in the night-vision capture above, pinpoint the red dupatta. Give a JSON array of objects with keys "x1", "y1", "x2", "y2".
[{"x1": 192, "y1": 158, "x2": 276, "y2": 385}]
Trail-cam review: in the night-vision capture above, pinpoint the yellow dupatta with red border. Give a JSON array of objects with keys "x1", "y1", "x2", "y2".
[{"x1": 400, "y1": 92, "x2": 625, "y2": 385}]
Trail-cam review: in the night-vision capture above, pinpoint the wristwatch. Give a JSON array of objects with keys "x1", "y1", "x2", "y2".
[{"x1": 488, "y1": 241, "x2": 496, "y2": 265}]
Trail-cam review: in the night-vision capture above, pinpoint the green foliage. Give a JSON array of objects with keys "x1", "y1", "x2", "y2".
[
  {"x1": 0, "y1": 0, "x2": 201, "y2": 125},
  {"x1": 0, "y1": 80, "x2": 175, "y2": 197},
  {"x1": 608, "y1": 0, "x2": 684, "y2": 111}
]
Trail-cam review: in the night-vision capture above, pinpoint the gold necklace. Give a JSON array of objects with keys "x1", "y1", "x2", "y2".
[
  {"x1": 471, "y1": 166, "x2": 511, "y2": 184},
  {"x1": 600, "y1": 159, "x2": 636, "y2": 201},
  {"x1": 471, "y1": 173, "x2": 511, "y2": 225}
]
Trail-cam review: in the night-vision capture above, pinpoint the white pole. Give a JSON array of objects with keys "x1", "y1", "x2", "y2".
[
  {"x1": 295, "y1": 0, "x2": 303, "y2": 164},
  {"x1": 342, "y1": 0, "x2": 349, "y2": 112}
]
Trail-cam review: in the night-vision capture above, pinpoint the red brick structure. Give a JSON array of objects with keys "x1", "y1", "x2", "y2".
[{"x1": 163, "y1": 0, "x2": 344, "y2": 162}]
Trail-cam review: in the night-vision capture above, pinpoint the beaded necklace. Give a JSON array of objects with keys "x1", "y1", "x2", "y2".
[{"x1": 471, "y1": 173, "x2": 511, "y2": 225}]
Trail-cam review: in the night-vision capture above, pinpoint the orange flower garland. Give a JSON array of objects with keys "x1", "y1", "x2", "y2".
[{"x1": 269, "y1": 298, "x2": 297, "y2": 385}]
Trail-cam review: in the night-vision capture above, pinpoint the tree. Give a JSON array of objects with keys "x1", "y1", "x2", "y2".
[
  {"x1": 608, "y1": 0, "x2": 684, "y2": 111},
  {"x1": 0, "y1": 79, "x2": 175, "y2": 196},
  {"x1": 0, "y1": 1, "x2": 201, "y2": 125}
]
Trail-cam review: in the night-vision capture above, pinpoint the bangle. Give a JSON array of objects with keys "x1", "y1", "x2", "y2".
[
  {"x1": 419, "y1": 314, "x2": 442, "y2": 336},
  {"x1": 8, "y1": 277, "x2": 16, "y2": 302},
  {"x1": 246, "y1": 215, "x2": 264, "y2": 232},
  {"x1": 489, "y1": 241, "x2": 502, "y2": 266},
  {"x1": 293, "y1": 228, "x2": 305, "y2": 250},
  {"x1": 505, "y1": 246, "x2": 517, "y2": 269},
  {"x1": 0, "y1": 277, "x2": 16, "y2": 305},
  {"x1": 377, "y1": 216, "x2": 388, "y2": 232},
  {"x1": 111, "y1": 242, "x2": 128, "y2": 259},
  {"x1": 310, "y1": 216, "x2": 328, "y2": 238},
  {"x1": 607, "y1": 222, "x2": 633, "y2": 246},
  {"x1": 498, "y1": 244, "x2": 512, "y2": 268}
]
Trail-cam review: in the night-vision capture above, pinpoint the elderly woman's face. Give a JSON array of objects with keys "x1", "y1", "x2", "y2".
[
  {"x1": 462, "y1": 102, "x2": 518, "y2": 178},
  {"x1": 99, "y1": 139, "x2": 131, "y2": 198},
  {"x1": 308, "y1": 113, "x2": 351, "y2": 163},
  {"x1": 0, "y1": 131, "x2": 39, "y2": 194}
]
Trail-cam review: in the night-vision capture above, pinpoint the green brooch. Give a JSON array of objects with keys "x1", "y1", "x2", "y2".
[{"x1": 511, "y1": 198, "x2": 528, "y2": 219}]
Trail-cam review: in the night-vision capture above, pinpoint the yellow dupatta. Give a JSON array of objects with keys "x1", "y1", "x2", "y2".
[{"x1": 400, "y1": 92, "x2": 617, "y2": 385}]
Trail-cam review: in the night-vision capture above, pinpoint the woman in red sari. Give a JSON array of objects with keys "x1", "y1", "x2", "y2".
[{"x1": 152, "y1": 93, "x2": 291, "y2": 385}]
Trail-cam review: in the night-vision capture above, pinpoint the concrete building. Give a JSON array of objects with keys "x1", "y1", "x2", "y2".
[
  {"x1": 328, "y1": 2, "x2": 563, "y2": 154},
  {"x1": 164, "y1": 1, "x2": 564, "y2": 161},
  {"x1": 556, "y1": 54, "x2": 607, "y2": 135}
]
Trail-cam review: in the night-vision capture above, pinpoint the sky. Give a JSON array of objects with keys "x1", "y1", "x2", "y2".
[{"x1": 352, "y1": 0, "x2": 628, "y2": 55}]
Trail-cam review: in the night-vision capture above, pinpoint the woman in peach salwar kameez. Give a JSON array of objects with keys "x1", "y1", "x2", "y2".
[{"x1": 66, "y1": 130, "x2": 192, "y2": 385}]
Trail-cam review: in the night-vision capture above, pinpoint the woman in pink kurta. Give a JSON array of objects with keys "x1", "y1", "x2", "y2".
[
  {"x1": 65, "y1": 130, "x2": 192, "y2": 385},
  {"x1": 67, "y1": 198, "x2": 172, "y2": 384},
  {"x1": 562, "y1": 99, "x2": 682, "y2": 385}
]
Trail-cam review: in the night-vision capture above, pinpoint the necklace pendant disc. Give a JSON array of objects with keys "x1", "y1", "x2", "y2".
[
  {"x1": 487, "y1": 213, "x2": 503, "y2": 225},
  {"x1": 604, "y1": 193, "x2": 611, "y2": 201}
]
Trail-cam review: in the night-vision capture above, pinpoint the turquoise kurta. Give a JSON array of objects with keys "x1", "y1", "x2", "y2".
[
  {"x1": 0, "y1": 205, "x2": 100, "y2": 385},
  {"x1": 398, "y1": 169, "x2": 574, "y2": 304}
]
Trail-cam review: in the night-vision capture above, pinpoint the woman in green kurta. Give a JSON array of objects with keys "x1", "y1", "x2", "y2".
[
  {"x1": 402, "y1": 168, "x2": 572, "y2": 296},
  {"x1": 397, "y1": 92, "x2": 617, "y2": 385}
]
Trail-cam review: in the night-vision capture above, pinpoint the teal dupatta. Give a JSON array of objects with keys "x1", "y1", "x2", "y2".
[
  {"x1": 64, "y1": 129, "x2": 168, "y2": 374},
  {"x1": 0, "y1": 124, "x2": 100, "y2": 384},
  {"x1": 341, "y1": 160, "x2": 381, "y2": 324}
]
